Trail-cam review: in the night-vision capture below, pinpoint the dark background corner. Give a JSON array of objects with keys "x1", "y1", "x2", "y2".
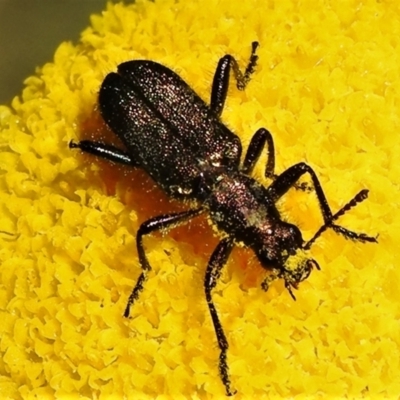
[{"x1": 0, "y1": 0, "x2": 122, "y2": 104}]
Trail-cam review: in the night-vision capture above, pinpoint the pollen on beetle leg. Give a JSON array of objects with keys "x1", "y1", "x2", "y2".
[{"x1": 261, "y1": 268, "x2": 280, "y2": 292}]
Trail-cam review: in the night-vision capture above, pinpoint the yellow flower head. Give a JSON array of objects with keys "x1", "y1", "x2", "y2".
[{"x1": 0, "y1": 0, "x2": 399, "y2": 398}]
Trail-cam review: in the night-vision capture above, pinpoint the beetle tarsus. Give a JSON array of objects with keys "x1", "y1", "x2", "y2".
[{"x1": 304, "y1": 189, "x2": 377, "y2": 250}]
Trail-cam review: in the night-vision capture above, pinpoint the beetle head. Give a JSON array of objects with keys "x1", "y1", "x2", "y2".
[
  {"x1": 253, "y1": 220, "x2": 320, "y2": 298},
  {"x1": 280, "y1": 258, "x2": 320, "y2": 300},
  {"x1": 253, "y1": 220, "x2": 304, "y2": 267}
]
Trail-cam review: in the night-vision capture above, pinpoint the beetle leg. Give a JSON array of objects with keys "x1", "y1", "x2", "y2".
[
  {"x1": 261, "y1": 267, "x2": 280, "y2": 292},
  {"x1": 124, "y1": 207, "x2": 204, "y2": 317},
  {"x1": 241, "y1": 128, "x2": 312, "y2": 192},
  {"x1": 210, "y1": 42, "x2": 259, "y2": 116},
  {"x1": 241, "y1": 127, "x2": 275, "y2": 179},
  {"x1": 266, "y1": 162, "x2": 377, "y2": 245},
  {"x1": 204, "y1": 237, "x2": 236, "y2": 396},
  {"x1": 304, "y1": 190, "x2": 378, "y2": 249},
  {"x1": 69, "y1": 140, "x2": 136, "y2": 166}
]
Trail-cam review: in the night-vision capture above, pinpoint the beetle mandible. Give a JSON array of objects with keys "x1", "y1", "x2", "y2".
[{"x1": 70, "y1": 42, "x2": 377, "y2": 396}]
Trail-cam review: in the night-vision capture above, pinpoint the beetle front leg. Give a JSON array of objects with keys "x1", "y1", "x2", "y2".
[
  {"x1": 210, "y1": 42, "x2": 259, "y2": 116},
  {"x1": 204, "y1": 237, "x2": 236, "y2": 396},
  {"x1": 304, "y1": 190, "x2": 377, "y2": 249},
  {"x1": 124, "y1": 207, "x2": 204, "y2": 317},
  {"x1": 267, "y1": 162, "x2": 377, "y2": 245},
  {"x1": 69, "y1": 140, "x2": 137, "y2": 166}
]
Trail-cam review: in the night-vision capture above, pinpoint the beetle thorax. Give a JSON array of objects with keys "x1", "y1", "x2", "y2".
[{"x1": 205, "y1": 171, "x2": 304, "y2": 267}]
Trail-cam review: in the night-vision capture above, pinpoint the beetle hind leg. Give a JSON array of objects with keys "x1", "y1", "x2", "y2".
[
  {"x1": 69, "y1": 140, "x2": 137, "y2": 166},
  {"x1": 210, "y1": 42, "x2": 259, "y2": 117}
]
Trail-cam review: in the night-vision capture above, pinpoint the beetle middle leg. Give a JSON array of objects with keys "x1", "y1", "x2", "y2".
[
  {"x1": 241, "y1": 128, "x2": 311, "y2": 191},
  {"x1": 266, "y1": 162, "x2": 377, "y2": 245},
  {"x1": 204, "y1": 237, "x2": 236, "y2": 396},
  {"x1": 124, "y1": 207, "x2": 204, "y2": 317},
  {"x1": 242, "y1": 127, "x2": 275, "y2": 179}
]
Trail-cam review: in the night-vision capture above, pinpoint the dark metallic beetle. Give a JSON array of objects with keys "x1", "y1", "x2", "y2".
[{"x1": 70, "y1": 42, "x2": 376, "y2": 396}]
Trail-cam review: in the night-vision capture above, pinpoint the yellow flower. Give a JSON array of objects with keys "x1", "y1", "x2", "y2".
[{"x1": 0, "y1": 0, "x2": 399, "y2": 398}]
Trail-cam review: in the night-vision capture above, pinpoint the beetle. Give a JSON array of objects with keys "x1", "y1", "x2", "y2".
[{"x1": 70, "y1": 42, "x2": 377, "y2": 396}]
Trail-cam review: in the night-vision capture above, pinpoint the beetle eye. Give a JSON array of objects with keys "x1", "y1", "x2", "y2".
[{"x1": 279, "y1": 223, "x2": 303, "y2": 254}]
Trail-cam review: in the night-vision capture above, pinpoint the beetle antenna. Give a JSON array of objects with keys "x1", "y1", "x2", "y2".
[{"x1": 304, "y1": 189, "x2": 377, "y2": 250}]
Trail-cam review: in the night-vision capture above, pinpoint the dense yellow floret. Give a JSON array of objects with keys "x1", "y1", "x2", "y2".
[{"x1": 0, "y1": 0, "x2": 399, "y2": 398}]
